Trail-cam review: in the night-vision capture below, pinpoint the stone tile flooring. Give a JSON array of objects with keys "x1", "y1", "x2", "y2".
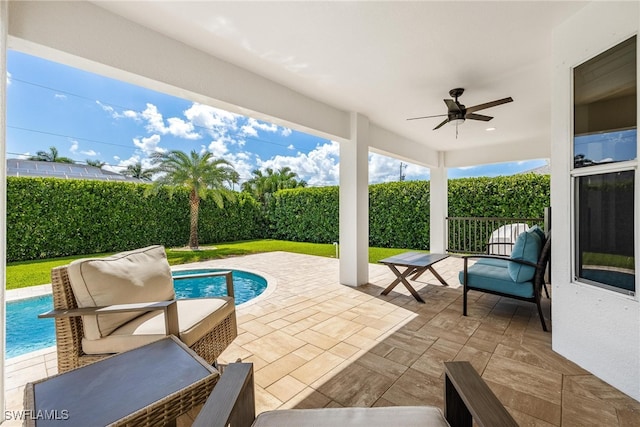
[{"x1": 6, "y1": 252, "x2": 640, "y2": 426}]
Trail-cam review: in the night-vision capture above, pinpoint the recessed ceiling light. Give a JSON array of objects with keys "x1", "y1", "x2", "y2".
[{"x1": 486, "y1": 127, "x2": 496, "y2": 131}]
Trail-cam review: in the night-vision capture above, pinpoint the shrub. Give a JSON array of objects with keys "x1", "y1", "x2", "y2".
[{"x1": 7, "y1": 177, "x2": 264, "y2": 261}]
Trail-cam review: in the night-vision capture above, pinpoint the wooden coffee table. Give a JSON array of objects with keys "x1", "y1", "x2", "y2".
[
  {"x1": 379, "y1": 252, "x2": 450, "y2": 303},
  {"x1": 24, "y1": 336, "x2": 219, "y2": 426}
]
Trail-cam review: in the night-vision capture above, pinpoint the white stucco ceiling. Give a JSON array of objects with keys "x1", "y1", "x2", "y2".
[{"x1": 93, "y1": 1, "x2": 587, "y2": 154}]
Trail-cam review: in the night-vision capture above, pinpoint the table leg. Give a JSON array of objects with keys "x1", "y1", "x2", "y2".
[
  {"x1": 428, "y1": 266, "x2": 450, "y2": 287},
  {"x1": 411, "y1": 266, "x2": 428, "y2": 280},
  {"x1": 381, "y1": 265, "x2": 426, "y2": 303}
]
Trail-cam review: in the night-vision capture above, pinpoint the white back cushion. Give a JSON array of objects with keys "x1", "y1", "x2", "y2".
[{"x1": 67, "y1": 245, "x2": 175, "y2": 339}]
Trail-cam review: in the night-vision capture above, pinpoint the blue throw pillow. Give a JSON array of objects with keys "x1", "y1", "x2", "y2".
[
  {"x1": 508, "y1": 231, "x2": 541, "y2": 282},
  {"x1": 527, "y1": 225, "x2": 545, "y2": 242}
]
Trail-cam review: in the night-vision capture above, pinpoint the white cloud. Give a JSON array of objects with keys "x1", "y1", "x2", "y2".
[
  {"x1": 258, "y1": 141, "x2": 340, "y2": 186},
  {"x1": 287, "y1": 144, "x2": 295, "y2": 150},
  {"x1": 240, "y1": 124, "x2": 258, "y2": 138},
  {"x1": 166, "y1": 116, "x2": 200, "y2": 140},
  {"x1": 82, "y1": 150, "x2": 98, "y2": 156},
  {"x1": 184, "y1": 103, "x2": 240, "y2": 136},
  {"x1": 133, "y1": 134, "x2": 166, "y2": 156},
  {"x1": 368, "y1": 153, "x2": 401, "y2": 183},
  {"x1": 69, "y1": 140, "x2": 79, "y2": 153},
  {"x1": 369, "y1": 154, "x2": 430, "y2": 184},
  {"x1": 208, "y1": 139, "x2": 229, "y2": 158},
  {"x1": 247, "y1": 118, "x2": 278, "y2": 133},
  {"x1": 55, "y1": 94, "x2": 67, "y2": 100},
  {"x1": 123, "y1": 110, "x2": 138, "y2": 119},
  {"x1": 96, "y1": 100, "x2": 128, "y2": 119},
  {"x1": 140, "y1": 104, "x2": 200, "y2": 140},
  {"x1": 6, "y1": 71, "x2": 11, "y2": 86},
  {"x1": 240, "y1": 117, "x2": 292, "y2": 140}
]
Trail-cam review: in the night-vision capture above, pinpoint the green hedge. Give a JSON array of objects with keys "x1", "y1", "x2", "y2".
[
  {"x1": 448, "y1": 175, "x2": 550, "y2": 217},
  {"x1": 267, "y1": 174, "x2": 550, "y2": 250},
  {"x1": 7, "y1": 174, "x2": 550, "y2": 261},
  {"x1": 267, "y1": 186, "x2": 339, "y2": 242},
  {"x1": 7, "y1": 177, "x2": 264, "y2": 261},
  {"x1": 369, "y1": 181, "x2": 431, "y2": 248}
]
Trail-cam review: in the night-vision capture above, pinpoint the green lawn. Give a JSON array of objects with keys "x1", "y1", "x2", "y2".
[
  {"x1": 582, "y1": 252, "x2": 634, "y2": 270},
  {"x1": 6, "y1": 240, "x2": 423, "y2": 290}
]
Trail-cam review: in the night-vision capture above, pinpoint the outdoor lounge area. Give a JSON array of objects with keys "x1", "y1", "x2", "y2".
[
  {"x1": 3, "y1": 1, "x2": 640, "y2": 425},
  {"x1": 6, "y1": 252, "x2": 640, "y2": 426}
]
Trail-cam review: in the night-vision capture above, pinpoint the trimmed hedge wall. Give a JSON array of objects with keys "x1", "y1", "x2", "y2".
[
  {"x1": 7, "y1": 177, "x2": 264, "y2": 261},
  {"x1": 448, "y1": 175, "x2": 550, "y2": 218},
  {"x1": 369, "y1": 181, "x2": 430, "y2": 249},
  {"x1": 7, "y1": 174, "x2": 550, "y2": 261},
  {"x1": 267, "y1": 174, "x2": 550, "y2": 250},
  {"x1": 267, "y1": 186, "x2": 339, "y2": 243}
]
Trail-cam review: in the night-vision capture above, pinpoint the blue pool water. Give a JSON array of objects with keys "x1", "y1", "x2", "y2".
[{"x1": 6, "y1": 269, "x2": 267, "y2": 359}]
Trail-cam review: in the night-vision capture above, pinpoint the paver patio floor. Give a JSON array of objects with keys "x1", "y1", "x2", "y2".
[{"x1": 6, "y1": 252, "x2": 640, "y2": 426}]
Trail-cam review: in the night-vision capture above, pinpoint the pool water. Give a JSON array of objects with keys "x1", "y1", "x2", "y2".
[{"x1": 6, "y1": 269, "x2": 267, "y2": 359}]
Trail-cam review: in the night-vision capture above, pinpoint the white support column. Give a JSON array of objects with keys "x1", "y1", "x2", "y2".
[
  {"x1": 429, "y1": 152, "x2": 448, "y2": 253},
  {"x1": 0, "y1": 0, "x2": 8, "y2": 418},
  {"x1": 339, "y1": 113, "x2": 369, "y2": 286}
]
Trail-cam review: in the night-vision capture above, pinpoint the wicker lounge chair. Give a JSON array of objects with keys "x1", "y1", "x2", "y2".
[{"x1": 42, "y1": 245, "x2": 238, "y2": 373}]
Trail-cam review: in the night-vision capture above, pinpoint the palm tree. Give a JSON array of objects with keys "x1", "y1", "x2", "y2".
[
  {"x1": 29, "y1": 146, "x2": 74, "y2": 163},
  {"x1": 86, "y1": 159, "x2": 105, "y2": 168},
  {"x1": 122, "y1": 162, "x2": 154, "y2": 181},
  {"x1": 242, "y1": 166, "x2": 306, "y2": 204},
  {"x1": 150, "y1": 150, "x2": 239, "y2": 249},
  {"x1": 271, "y1": 166, "x2": 307, "y2": 191}
]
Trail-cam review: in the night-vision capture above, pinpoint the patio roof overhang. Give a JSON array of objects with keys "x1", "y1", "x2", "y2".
[
  {"x1": 3, "y1": 0, "x2": 639, "y2": 407},
  {"x1": 6, "y1": 0, "x2": 576, "y2": 168}
]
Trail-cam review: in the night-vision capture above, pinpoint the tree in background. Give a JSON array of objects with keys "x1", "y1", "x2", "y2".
[
  {"x1": 242, "y1": 166, "x2": 306, "y2": 205},
  {"x1": 86, "y1": 159, "x2": 105, "y2": 168},
  {"x1": 29, "y1": 146, "x2": 74, "y2": 164},
  {"x1": 122, "y1": 162, "x2": 154, "y2": 181},
  {"x1": 149, "y1": 150, "x2": 239, "y2": 249}
]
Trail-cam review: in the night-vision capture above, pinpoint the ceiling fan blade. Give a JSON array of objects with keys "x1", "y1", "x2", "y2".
[
  {"x1": 406, "y1": 113, "x2": 448, "y2": 121},
  {"x1": 433, "y1": 118, "x2": 449, "y2": 130},
  {"x1": 465, "y1": 113, "x2": 493, "y2": 122},
  {"x1": 465, "y1": 97, "x2": 513, "y2": 114},
  {"x1": 444, "y1": 99, "x2": 461, "y2": 113}
]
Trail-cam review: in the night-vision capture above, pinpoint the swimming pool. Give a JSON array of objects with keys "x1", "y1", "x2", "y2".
[{"x1": 6, "y1": 269, "x2": 267, "y2": 359}]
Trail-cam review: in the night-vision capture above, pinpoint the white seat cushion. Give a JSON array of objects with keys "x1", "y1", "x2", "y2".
[
  {"x1": 67, "y1": 245, "x2": 175, "y2": 340},
  {"x1": 82, "y1": 297, "x2": 234, "y2": 354},
  {"x1": 252, "y1": 407, "x2": 450, "y2": 427}
]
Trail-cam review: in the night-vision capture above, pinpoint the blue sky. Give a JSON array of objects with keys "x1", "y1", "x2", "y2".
[{"x1": 7, "y1": 50, "x2": 547, "y2": 186}]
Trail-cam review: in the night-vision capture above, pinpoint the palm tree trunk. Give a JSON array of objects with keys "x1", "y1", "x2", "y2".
[{"x1": 189, "y1": 191, "x2": 200, "y2": 249}]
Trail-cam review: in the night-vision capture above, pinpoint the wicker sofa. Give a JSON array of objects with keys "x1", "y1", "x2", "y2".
[
  {"x1": 192, "y1": 361, "x2": 518, "y2": 427},
  {"x1": 42, "y1": 245, "x2": 238, "y2": 373}
]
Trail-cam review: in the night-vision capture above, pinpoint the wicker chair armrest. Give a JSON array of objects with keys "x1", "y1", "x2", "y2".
[
  {"x1": 193, "y1": 363, "x2": 255, "y2": 427},
  {"x1": 192, "y1": 362, "x2": 516, "y2": 427},
  {"x1": 39, "y1": 300, "x2": 179, "y2": 335}
]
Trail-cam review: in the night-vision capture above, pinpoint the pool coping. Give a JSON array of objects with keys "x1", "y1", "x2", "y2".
[{"x1": 6, "y1": 283, "x2": 52, "y2": 302}]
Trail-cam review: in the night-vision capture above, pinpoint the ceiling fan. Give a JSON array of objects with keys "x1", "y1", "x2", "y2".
[{"x1": 407, "y1": 88, "x2": 513, "y2": 137}]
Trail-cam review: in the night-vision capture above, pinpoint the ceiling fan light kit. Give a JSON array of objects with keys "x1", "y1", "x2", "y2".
[{"x1": 407, "y1": 88, "x2": 513, "y2": 137}]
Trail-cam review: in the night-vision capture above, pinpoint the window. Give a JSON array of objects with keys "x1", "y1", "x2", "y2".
[
  {"x1": 573, "y1": 36, "x2": 636, "y2": 296},
  {"x1": 575, "y1": 171, "x2": 635, "y2": 294}
]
